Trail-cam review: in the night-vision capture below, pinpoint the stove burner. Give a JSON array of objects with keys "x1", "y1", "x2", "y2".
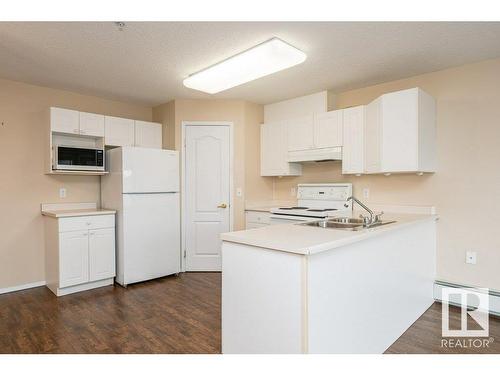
[
  {"x1": 279, "y1": 206, "x2": 309, "y2": 210},
  {"x1": 306, "y1": 208, "x2": 338, "y2": 212}
]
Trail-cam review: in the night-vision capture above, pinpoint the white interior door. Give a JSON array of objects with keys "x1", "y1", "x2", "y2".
[{"x1": 185, "y1": 125, "x2": 230, "y2": 271}]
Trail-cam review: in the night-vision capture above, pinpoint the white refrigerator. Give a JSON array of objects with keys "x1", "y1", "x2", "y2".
[{"x1": 101, "y1": 146, "x2": 180, "y2": 286}]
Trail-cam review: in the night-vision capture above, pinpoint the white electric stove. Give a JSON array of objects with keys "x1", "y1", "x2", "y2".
[{"x1": 269, "y1": 183, "x2": 353, "y2": 224}]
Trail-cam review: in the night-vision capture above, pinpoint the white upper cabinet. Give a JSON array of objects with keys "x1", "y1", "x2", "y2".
[
  {"x1": 287, "y1": 111, "x2": 343, "y2": 154},
  {"x1": 134, "y1": 120, "x2": 163, "y2": 149},
  {"x1": 105, "y1": 116, "x2": 135, "y2": 147},
  {"x1": 50, "y1": 108, "x2": 105, "y2": 138},
  {"x1": 342, "y1": 106, "x2": 366, "y2": 175},
  {"x1": 364, "y1": 88, "x2": 436, "y2": 174},
  {"x1": 365, "y1": 97, "x2": 382, "y2": 173},
  {"x1": 79, "y1": 111, "x2": 105, "y2": 137},
  {"x1": 287, "y1": 115, "x2": 314, "y2": 151},
  {"x1": 261, "y1": 121, "x2": 302, "y2": 177},
  {"x1": 50, "y1": 107, "x2": 80, "y2": 135},
  {"x1": 314, "y1": 110, "x2": 343, "y2": 149}
]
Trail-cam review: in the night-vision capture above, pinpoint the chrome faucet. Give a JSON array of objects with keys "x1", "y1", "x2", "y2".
[{"x1": 345, "y1": 196, "x2": 383, "y2": 227}]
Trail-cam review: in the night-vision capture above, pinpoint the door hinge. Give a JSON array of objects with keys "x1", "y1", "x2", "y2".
[{"x1": 183, "y1": 249, "x2": 187, "y2": 258}]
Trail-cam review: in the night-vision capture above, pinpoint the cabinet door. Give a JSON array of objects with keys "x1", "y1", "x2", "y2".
[
  {"x1": 59, "y1": 230, "x2": 89, "y2": 288},
  {"x1": 104, "y1": 116, "x2": 135, "y2": 147},
  {"x1": 135, "y1": 121, "x2": 163, "y2": 149},
  {"x1": 79, "y1": 112, "x2": 105, "y2": 137},
  {"x1": 51, "y1": 107, "x2": 80, "y2": 135},
  {"x1": 314, "y1": 110, "x2": 343, "y2": 148},
  {"x1": 364, "y1": 98, "x2": 382, "y2": 173},
  {"x1": 88, "y1": 228, "x2": 116, "y2": 281},
  {"x1": 261, "y1": 122, "x2": 284, "y2": 176},
  {"x1": 342, "y1": 106, "x2": 365, "y2": 174},
  {"x1": 381, "y1": 89, "x2": 419, "y2": 172},
  {"x1": 287, "y1": 115, "x2": 314, "y2": 152}
]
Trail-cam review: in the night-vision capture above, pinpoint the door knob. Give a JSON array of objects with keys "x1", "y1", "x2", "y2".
[{"x1": 217, "y1": 203, "x2": 227, "y2": 209}]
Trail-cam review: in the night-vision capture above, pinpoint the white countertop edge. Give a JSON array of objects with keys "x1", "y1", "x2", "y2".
[
  {"x1": 42, "y1": 209, "x2": 117, "y2": 218},
  {"x1": 221, "y1": 214, "x2": 438, "y2": 256}
]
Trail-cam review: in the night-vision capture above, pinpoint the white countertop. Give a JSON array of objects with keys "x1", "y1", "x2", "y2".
[
  {"x1": 42, "y1": 208, "x2": 116, "y2": 218},
  {"x1": 222, "y1": 212, "x2": 438, "y2": 255}
]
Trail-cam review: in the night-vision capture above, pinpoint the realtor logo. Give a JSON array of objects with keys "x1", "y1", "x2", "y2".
[{"x1": 441, "y1": 287, "x2": 489, "y2": 337}]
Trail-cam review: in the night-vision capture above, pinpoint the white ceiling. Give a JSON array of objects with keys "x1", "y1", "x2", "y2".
[{"x1": 1, "y1": 22, "x2": 500, "y2": 106}]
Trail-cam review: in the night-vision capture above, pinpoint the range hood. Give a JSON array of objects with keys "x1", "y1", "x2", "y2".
[{"x1": 288, "y1": 147, "x2": 343, "y2": 162}]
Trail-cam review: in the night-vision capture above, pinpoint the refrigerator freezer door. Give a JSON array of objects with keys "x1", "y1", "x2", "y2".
[
  {"x1": 121, "y1": 192, "x2": 180, "y2": 285},
  {"x1": 122, "y1": 147, "x2": 179, "y2": 193}
]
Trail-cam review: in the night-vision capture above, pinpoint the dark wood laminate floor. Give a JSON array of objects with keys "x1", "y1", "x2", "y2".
[
  {"x1": 0, "y1": 273, "x2": 220, "y2": 353},
  {"x1": 1, "y1": 273, "x2": 499, "y2": 354},
  {"x1": 387, "y1": 302, "x2": 500, "y2": 354}
]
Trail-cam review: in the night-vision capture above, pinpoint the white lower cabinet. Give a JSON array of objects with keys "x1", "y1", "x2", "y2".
[
  {"x1": 88, "y1": 228, "x2": 116, "y2": 281},
  {"x1": 45, "y1": 214, "x2": 116, "y2": 296},
  {"x1": 245, "y1": 210, "x2": 271, "y2": 229},
  {"x1": 59, "y1": 230, "x2": 90, "y2": 288}
]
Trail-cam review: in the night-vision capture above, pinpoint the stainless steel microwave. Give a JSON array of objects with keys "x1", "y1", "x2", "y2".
[{"x1": 53, "y1": 145, "x2": 105, "y2": 171}]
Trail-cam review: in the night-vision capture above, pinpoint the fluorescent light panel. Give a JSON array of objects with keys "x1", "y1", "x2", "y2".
[{"x1": 183, "y1": 38, "x2": 307, "y2": 94}]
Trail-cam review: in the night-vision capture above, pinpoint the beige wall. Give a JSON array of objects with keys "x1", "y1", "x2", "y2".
[
  {"x1": 272, "y1": 58, "x2": 500, "y2": 291},
  {"x1": 0, "y1": 78, "x2": 152, "y2": 289},
  {"x1": 244, "y1": 101, "x2": 274, "y2": 203},
  {"x1": 153, "y1": 99, "x2": 272, "y2": 231},
  {"x1": 152, "y1": 100, "x2": 175, "y2": 150}
]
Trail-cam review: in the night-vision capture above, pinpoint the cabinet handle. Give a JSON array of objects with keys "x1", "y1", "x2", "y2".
[
  {"x1": 73, "y1": 129, "x2": 79, "y2": 133},
  {"x1": 89, "y1": 232, "x2": 95, "y2": 236},
  {"x1": 83, "y1": 233, "x2": 88, "y2": 236},
  {"x1": 80, "y1": 130, "x2": 86, "y2": 134}
]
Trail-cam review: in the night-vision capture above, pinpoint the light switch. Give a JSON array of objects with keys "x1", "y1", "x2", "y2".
[
  {"x1": 59, "y1": 188, "x2": 67, "y2": 199},
  {"x1": 236, "y1": 188, "x2": 243, "y2": 197}
]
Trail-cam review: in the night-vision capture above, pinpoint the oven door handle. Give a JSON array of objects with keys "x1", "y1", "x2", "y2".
[{"x1": 269, "y1": 214, "x2": 317, "y2": 222}]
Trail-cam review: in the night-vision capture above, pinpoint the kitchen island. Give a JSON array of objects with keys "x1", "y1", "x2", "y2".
[{"x1": 221, "y1": 212, "x2": 437, "y2": 353}]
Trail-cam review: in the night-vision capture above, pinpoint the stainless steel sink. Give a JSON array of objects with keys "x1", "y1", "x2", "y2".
[
  {"x1": 328, "y1": 217, "x2": 365, "y2": 224},
  {"x1": 299, "y1": 217, "x2": 396, "y2": 231},
  {"x1": 304, "y1": 220, "x2": 364, "y2": 230}
]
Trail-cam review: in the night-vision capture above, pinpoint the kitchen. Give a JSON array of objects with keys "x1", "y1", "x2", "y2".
[{"x1": 1, "y1": 16, "x2": 500, "y2": 367}]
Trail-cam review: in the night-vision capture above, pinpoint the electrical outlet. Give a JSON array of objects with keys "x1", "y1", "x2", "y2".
[
  {"x1": 363, "y1": 188, "x2": 370, "y2": 199},
  {"x1": 290, "y1": 187, "x2": 297, "y2": 197},
  {"x1": 59, "y1": 188, "x2": 67, "y2": 199},
  {"x1": 466, "y1": 251, "x2": 477, "y2": 265}
]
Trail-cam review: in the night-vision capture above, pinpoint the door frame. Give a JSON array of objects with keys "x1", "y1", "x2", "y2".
[{"x1": 181, "y1": 121, "x2": 234, "y2": 272}]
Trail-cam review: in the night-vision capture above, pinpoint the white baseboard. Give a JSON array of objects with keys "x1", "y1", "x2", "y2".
[
  {"x1": 0, "y1": 280, "x2": 46, "y2": 295},
  {"x1": 52, "y1": 278, "x2": 113, "y2": 296},
  {"x1": 434, "y1": 281, "x2": 500, "y2": 316}
]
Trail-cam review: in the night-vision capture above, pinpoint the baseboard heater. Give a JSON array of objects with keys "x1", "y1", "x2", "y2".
[{"x1": 434, "y1": 280, "x2": 500, "y2": 317}]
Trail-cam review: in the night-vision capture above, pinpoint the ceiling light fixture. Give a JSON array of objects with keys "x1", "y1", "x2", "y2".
[{"x1": 183, "y1": 38, "x2": 307, "y2": 94}]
